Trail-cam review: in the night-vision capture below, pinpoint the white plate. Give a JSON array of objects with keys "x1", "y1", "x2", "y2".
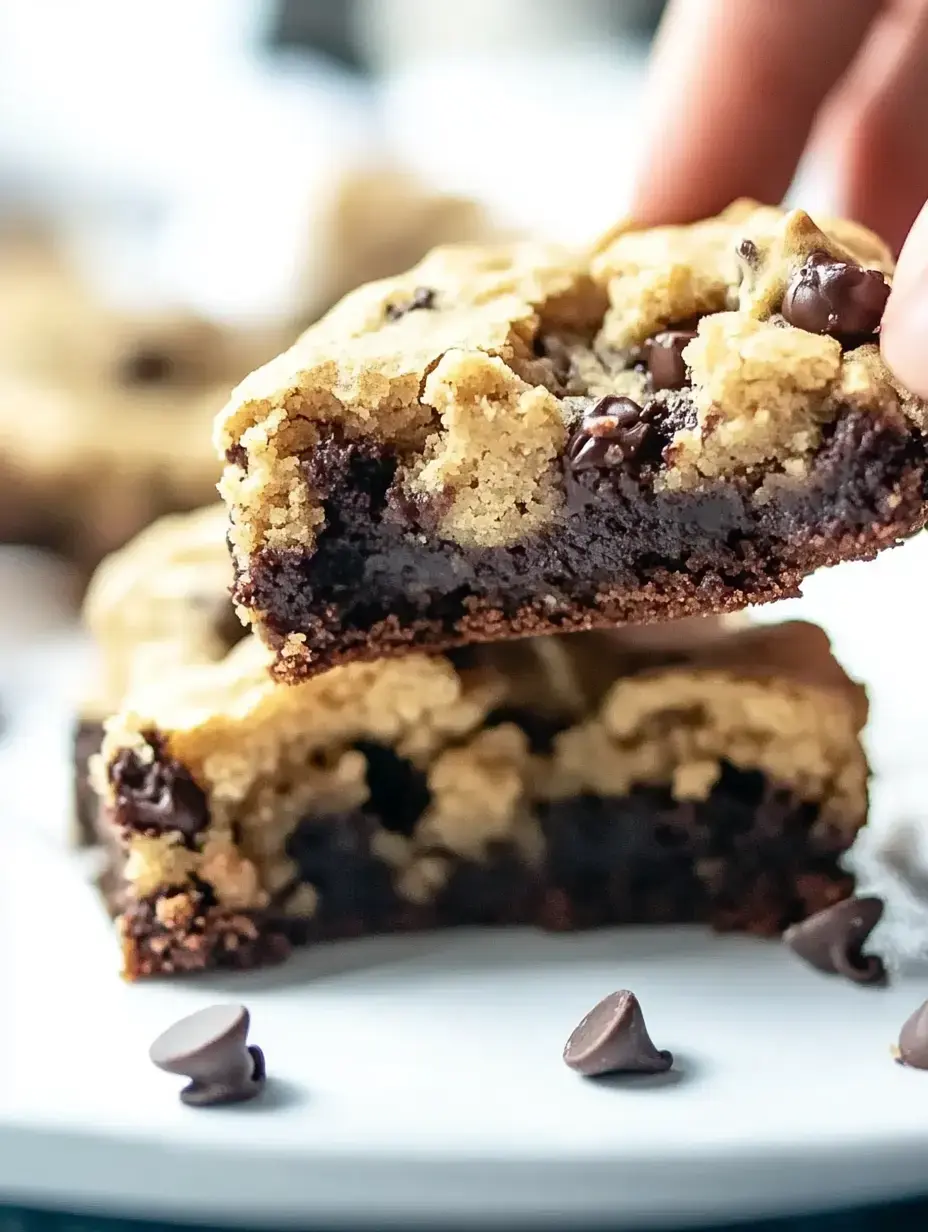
[{"x1": 3, "y1": 540, "x2": 928, "y2": 1229}]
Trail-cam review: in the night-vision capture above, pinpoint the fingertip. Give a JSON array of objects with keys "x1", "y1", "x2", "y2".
[
  {"x1": 881, "y1": 280, "x2": 928, "y2": 399},
  {"x1": 879, "y1": 200, "x2": 928, "y2": 397},
  {"x1": 629, "y1": 0, "x2": 880, "y2": 227}
]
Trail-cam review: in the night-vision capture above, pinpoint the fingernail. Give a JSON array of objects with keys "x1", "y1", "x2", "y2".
[{"x1": 881, "y1": 279, "x2": 928, "y2": 399}]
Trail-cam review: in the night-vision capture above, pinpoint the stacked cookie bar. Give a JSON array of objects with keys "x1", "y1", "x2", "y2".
[{"x1": 82, "y1": 201, "x2": 927, "y2": 978}]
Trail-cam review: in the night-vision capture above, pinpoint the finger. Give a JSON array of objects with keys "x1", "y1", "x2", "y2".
[
  {"x1": 887, "y1": 184, "x2": 928, "y2": 302},
  {"x1": 880, "y1": 201, "x2": 928, "y2": 395},
  {"x1": 630, "y1": 0, "x2": 882, "y2": 226},
  {"x1": 830, "y1": 0, "x2": 928, "y2": 254}
]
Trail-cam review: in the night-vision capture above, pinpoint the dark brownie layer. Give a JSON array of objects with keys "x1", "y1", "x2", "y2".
[
  {"x1": 121, "y1": 886, "x2": 292, "y2": 980},
  {"x1": 237, "y1": 407, "x2": 927, "y2": 680},
  {"x1": 111, "y1": 758, "x2": 855, "y2": 978}
]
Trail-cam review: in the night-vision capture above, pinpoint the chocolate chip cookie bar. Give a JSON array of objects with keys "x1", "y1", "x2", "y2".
[
  {"x1": 91, "y1": 619, "x2": 868, "y2": 978},
  {"x1": 75, "y1": 506, "x2": 246, "y2": 845},
  {"x1": 217, "y1": 201, "x2": 928, "y2": 681}
]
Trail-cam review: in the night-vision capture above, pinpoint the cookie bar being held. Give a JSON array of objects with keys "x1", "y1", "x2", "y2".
[
  {"x1": 217, "y1": 201, "x2": 928, "y2": 681},
  {"x1": 92, "y1": 620, "x2": 868, "y2": 979}
]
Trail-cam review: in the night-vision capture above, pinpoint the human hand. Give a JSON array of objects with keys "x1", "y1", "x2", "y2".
[{"x1": 631, "y1": 0, "x2": 928, "y2": 395}]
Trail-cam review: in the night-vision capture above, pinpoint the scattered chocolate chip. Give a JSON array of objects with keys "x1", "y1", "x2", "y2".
[
  {"x1": 566, "y1": 395, "x2": 652, "y2": 472},
  {"x1": 150, "y1": 1004, "x2": 266, "y2": 1107},
  {"x1": 647, "y1": 330, "x2": 697, "y2": 391},
  {"x1": 118, "y1": 348, "x2": 175, "y2": 385},
  {"x1": 780, "y1": 251, "x2": 890, "y2": 343},
  {"x1": 782, "y1": 895, "x2": 887, "y2": 985},
  {"x1": 109, "y1": 739, "x2": 210, "y2": 843},
  {"x1": 385, "y1": 285, "x2": 437, "y2": 322},
  {"x1": 895, "y1": 1000, "x2": 928, "y2": 1069},
  {"x1": 563, "y1": 990, "x2": 673, "y2": 1077}
]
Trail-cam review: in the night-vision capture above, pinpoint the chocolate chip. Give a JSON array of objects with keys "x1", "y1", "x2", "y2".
[
  {"x1": 110, "y1": 739, "x2": 210, "y2": 844},
  {"x1": 150, "y1": 1004, "x2": 266, "y2": 1107},
  {"x1": 118, "y1": 348, "x2": 175, "y2": 385},
  {"x1": 647, "y1": 330, "x2": 697, "y2": 391},
  {"x1": 782, "y1": 895, "x2": 887, "y2": 985},
  {"x1": 385, "y1": 286, "x2": 437, "y2": 322},
  {"x1": 737, "y1": 238, "x2": 760, "y2": 269},
  {"x1": 895, "y1": 1000, "x2": 928, "y2": 1070},
  {"x1": 566, "y1": 395, "x2": 652, "y2": 472},
  {"x1": 225, "y1": 443, "x2": 248, "y2": 471},
  {"x1": 563, "y1": 990, "x2": 673, "y2": 1077},
  {"x1": 780, "y1": 251, "x2": 890, "y2": 343},
  {"x1": 285, "y1": 808, "x2": 398, "y2": 925}
]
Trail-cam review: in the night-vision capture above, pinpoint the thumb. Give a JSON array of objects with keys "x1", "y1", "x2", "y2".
[{"x1": 881, "y1": 201, "x2": 928, "y2": 397}]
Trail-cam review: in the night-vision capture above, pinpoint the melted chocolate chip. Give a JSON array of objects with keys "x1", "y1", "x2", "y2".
[
  {"x1": 225, "y1": 443, "x2": 248, "y2": 470},
  {"x1": 737, "y1": 238, "x2": 760, "y2": 269},
  {"x1": 284, "y1": 809, "x2": 398, "y2": 926},
  {"x1": 563, "y1": 990, "x2": 673, "y2": 1077},
  {"x1": 896, "y1": 1000, "x2": 928, "y2": 1069},
  {"x1": 355, "y1": 742, "x2": 430, "y2": 837},
  {"x1": 781, "y1": 251, "x2": 890, "y2": 343},
  {"x1": 782, "y1": 895, "x2": 887, "y2": 985},
  {"x1": 566, "y1": 395, "x2": 652, "y2": 472},
  {"x1": 647, "y1": 330, "x2": 697, "y2": 391},
  {"x1": 118, "y1": 348, "x2": 175, "y2": 385},
  {"x1": 109, "y1": 739, "x2": 210, "y2": 844},
  {"x1": 150, "y1": 1004, "x2": 266, "y2": 1107},
  {"x1": 385, "y1": 285, "x2": 437, "y2": 321}
]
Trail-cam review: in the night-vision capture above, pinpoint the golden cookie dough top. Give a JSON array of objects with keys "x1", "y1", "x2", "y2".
[
  {"x1": 217, "y1": 201, "x2": 920, "y2": 562},
  {"x1": 82, "y1": 505, "x2": 241, "y2": 713}
]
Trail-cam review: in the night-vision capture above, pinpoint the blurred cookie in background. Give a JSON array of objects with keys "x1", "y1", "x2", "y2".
[
  {"x1": 0, "y1": 166, "x2": 492, "y2": 573},
  {"x1": 294, "y1": 164, "x2": 493, "y2": 328},
  {"x1": 0, "y1": 230, "x2": 283, "y2": 572}
]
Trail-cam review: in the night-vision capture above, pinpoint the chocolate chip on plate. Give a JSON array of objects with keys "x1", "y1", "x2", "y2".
[
  {"x1": 780, "y1": 251, "x2": 890, "y2": 342},
  {"x1": 149, "y1": 1004, "x2": 266, "y2": 1106},
  {"x1": 563, "y1": 990, "x2": 673, "y2": 1077},
  {"x1": 782, "y1": 896, "x2": 887, "y2": 985},
  {"x1": 647, "y1": 330, "x2": 697, "y2": 391},
  {"x1": 895, "y1": 1000, "x2": 928, "y2": 1070},
  {"x1": 566, "y1": 395, "x2": 652, "y2": 472}
]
